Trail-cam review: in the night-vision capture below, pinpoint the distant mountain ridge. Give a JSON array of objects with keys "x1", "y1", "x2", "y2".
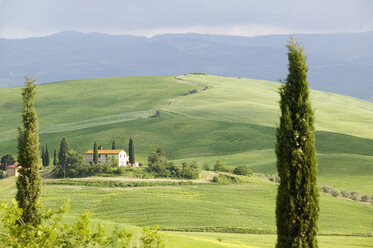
[{"x1": 1, "y1": 30, "x2": 373, "y2": 99}]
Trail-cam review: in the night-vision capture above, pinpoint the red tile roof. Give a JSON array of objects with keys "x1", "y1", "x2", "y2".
[
  {"x1": 8, "y1": 163, "x2": 19, "y2": 168},
  {"x1": 85, "y1": 149, "x2": 124, "y2": 155}
]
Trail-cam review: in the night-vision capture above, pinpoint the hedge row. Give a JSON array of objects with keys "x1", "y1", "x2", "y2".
[{"x1": 46, "y1": 179, "x2": 194, "y2": 188}]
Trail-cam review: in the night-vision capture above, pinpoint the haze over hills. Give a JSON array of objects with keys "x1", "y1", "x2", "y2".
[{"x1": 1, "y1": 30, "x2": 373, "y2": 99}]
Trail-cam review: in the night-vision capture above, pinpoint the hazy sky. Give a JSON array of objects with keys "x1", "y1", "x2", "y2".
[{"x1": 1, "y1": 0, "x2": 372, "y2": 38}]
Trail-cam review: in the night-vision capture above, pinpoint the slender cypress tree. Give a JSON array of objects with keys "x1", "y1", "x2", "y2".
[
  {"x1": 45, "y1": 144, "x2": 50, "y2": 167},
  {"x1": 112, "y1": 140, "x2": 116, "y2": 149},
  {"x1": 53, "y1": 149, "x2": 57, "y2": 166},
  {"x1": 128, "y1": 138, "x2": 135, "y2": 164},
  {"x1": 275, "y1": 38, "x2": 319, "y2": 248},
  {"x1": 16, "y1": 77, "x2": 42, "y2": 226},
  {"x1": 41, "y1": 145, "x2": 45, "y2": 167},
  {"x1": 93, "y1": 141, "x2": 98, "y2": 164},
  {"x1": 58, "y1": 137, "x2": 69, "y2": 166}
]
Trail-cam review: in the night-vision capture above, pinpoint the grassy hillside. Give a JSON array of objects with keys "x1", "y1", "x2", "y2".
[
  {"x1": 1, "y1": 74, "x2": 373, "y2": 194},
  {"x1": 1, "y1": 177, "x2": 372, "y2": 247}
]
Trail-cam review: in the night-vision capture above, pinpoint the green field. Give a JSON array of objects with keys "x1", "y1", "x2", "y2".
[
  {"x1": 0, "y1": 177, "x2": 372, "y2": 247},
  {"x1": 1, "y1": 74, "x2": 373, "y2": 247}
]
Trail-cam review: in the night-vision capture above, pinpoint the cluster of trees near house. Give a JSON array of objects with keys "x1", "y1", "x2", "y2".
[
  {"x1": 147, "y1": 148, "x2": 200, "y2": 179},
  {"x1": 0, "y1": 153, "x2": 16, "y2": 178},
  {"x1": 52, "y1": 137, "x2": 201, "y2": 179}
]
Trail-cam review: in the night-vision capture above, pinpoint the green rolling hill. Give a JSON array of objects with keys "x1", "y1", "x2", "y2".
[
  {"x1": 1, "y1": 74, "x2": 372, "y2": 193},
  {"x1": 1, "y1": 74, "x2": 373, "y2": 247}
]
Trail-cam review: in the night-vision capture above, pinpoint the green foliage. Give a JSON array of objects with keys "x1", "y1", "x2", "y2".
[
  {"x1": 140, "y1": 226, "x2": 164, "y2": 248},
  {"x1": 41, "y1": 145, "x2": 45, "y2": 167},
  {"x1": 112, "y1": 140, "x2": 116, "y2": 149},
  {"x1": 202, "y1": 162, "x2": 211, "y2": 171},
  {"x1": 45, "y1": 144, "x2": 50, "y2": 167},
  {"x1": 47, "y1": 179, "x2": 194, "y2": 188},
  {"x1": 321, "y1": 186, "x2": 372, "y2": 204},
  {"x1": 58, "y1": 137, "x2": 69, "y2": 166},
  {"x1": 211, "y1": 174, "x2": 243, "y2": 184},
  {"x1": 360, "y1": 195, "x2": 371, "y2": 203},
  {"x1": 213, "y1": 160, "x2": 228, "y2": 172},
  {"x1": 212, "y1": 176, "x2": 219, "y2": 183},
  {"x1": 147, "y1": 149, "x2": 199, "y2": 179},
  {"x1": 93, "y1": 141, "x2": 98, "y2": 165},
  {"x1": 16, "y1": 77, "x2": 42, "y2": 226},
  {"x1": 180, "y1": 162, "x2": 200, "y2": 179},
  {"x1": 275, "y1": 39, "x2": 319, "y2": 247},
  {"x1": 321, "y1": 186, "x2": 340, "y2": 197},
  {"x1": 350, "y1": 191, "x2": 360, "y2": 201},
  {"x1": 129, "y1": 138, "x2": 135, "y2": 164},
  {"x1": 54, "y1": 150, "x2": 86, "y2": 178},
  {"x1": 53, "y1": 149, "x2": 57, "y2": 166},
  {"x1": 0, "y1": 170, "x2": 8, "y2": 179},
  {"x1": 0, "y1": 154, "x2": 16, "y2": 171},
  {"x1": 0, "y1": 200, "x2": 163, "y2": 248},
  {"x1": 233, "y1": 166, "x2": 252, "y2": 176}
]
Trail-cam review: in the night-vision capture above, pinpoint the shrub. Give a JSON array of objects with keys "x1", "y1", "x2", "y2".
[
  {"x1": 202, "y1": 162, "x2": 210, "y2": 171},
  {"x1": 211, "y1": 174, "x2": 242, "y2": 184},
  {"x1": 341, "y1": 190, "x2": 351, "y2": 198},
  {"x1": 269, "y1": 174, "x2": 280, "y2": 183},
  {"x1": 360, "y1": 194, "x2": 371, "y2": 202},
  {"x1": 350, "y1": 191, "x2": 360, "y2": 201},
  {"x1": 0, "y1": 171, "x2": 7, "y2": 179},
  {"x1": 320, "y1": 185, "x2": 340, "y2": 197},
  {"x1": 233, "y1": 166, "x2": 252, "y2": 176},
  {"x1": 213, "y1": 160, "x2": 228, "y2": 172},
  {"x1": 331, "y1": 190, "x2": 340, "y2": 197},
  {"x1": 147, "y1": 149, "x2": 199, "y2": 179}
]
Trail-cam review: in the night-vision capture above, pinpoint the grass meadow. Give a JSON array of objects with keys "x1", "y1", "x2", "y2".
[{"x1": 0, "y1": 177, "x2": 372, "y2": 247}]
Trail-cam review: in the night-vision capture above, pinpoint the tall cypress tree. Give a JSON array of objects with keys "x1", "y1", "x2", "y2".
[
  {"x1": 53, "y1": 149, "x2": 57, "y2": 166},
  {"x1": 58, "y1": 137, "x2": 69, "y2": 166},
  {"x1": 45, "y1": 144, "x2": 50, "y2": 167},
  {"x1": 16, "y1": 77, "x2": 42, "y2": 226},
  {"x1": 41, "y1": 145, "x2": 45, "y2": 167},
  {"x1": 128, "y1": 138, "x2": 135, "y2": 164},
  {"x1": 275, "y1": 38, "x2": 319, "y2": 248},
  {"x1": 93, "y1": 141, "x2": 98, "y2": 164},
  {"x1": 112, "y1": 140, "x2": 116, "y2": 149}
]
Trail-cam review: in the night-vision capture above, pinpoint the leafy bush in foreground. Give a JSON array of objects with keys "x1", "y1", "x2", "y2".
[{"x1": 0, "y1": 200, "x2": 163, "y2": 248}]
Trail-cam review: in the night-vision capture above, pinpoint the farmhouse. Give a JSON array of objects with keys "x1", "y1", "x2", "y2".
[
  {"x1": 85, "y1": 149, "x2": 130, "y2": 167},
  {"x1": 6, "y1": 163, "x2": 20, "y2": 177}
]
